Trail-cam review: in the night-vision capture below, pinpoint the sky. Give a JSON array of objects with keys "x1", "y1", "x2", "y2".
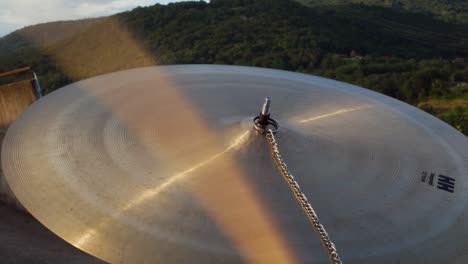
[{"x1": 0, "y1": 0, "x2": 195, "y2": 37}]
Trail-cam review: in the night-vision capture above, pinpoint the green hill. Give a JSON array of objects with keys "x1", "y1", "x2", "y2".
[
  {"x1": 0, "y1": 0, "x2": 466, "y2": 134},
  {"x1": 2, "y1": 0, "x2": 468, "y2": 59},
  {"x1": 0, "y1": 18, "x2": 105, "y2": 56}
]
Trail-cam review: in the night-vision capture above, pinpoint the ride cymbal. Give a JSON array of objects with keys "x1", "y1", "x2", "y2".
[{"x1": 2, "y1": 65, "x2": 468, "y2": 263}]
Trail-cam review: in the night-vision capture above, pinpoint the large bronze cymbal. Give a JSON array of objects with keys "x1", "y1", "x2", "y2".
[{"x1": 2, "y1": 65, "x2": 468, "y2": 263}]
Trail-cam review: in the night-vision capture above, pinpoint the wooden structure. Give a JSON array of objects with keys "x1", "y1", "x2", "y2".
[
  {"x1": 0, "y1": 67, "x2": 41, "y2": 208},
  {"x1": 0, "y1": 67, "x2": 42, "y2": 130}
]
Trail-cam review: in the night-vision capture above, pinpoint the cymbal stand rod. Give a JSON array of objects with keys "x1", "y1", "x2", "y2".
[
  {"x1": 253, "y1": 97, "x2": 279, "y2": 133},
  {"x1": 259, "y1": 97, "x2": 271, "y2": 126}
]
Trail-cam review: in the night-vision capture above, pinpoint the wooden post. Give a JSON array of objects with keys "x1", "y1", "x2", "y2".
[{"x1": 0, "y1": 67, "x2": 31, "y2": 78}]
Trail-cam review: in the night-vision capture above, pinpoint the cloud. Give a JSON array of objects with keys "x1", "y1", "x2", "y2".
[{"x1": 0, "y1": 0, "x2": 193, "y2": 37}]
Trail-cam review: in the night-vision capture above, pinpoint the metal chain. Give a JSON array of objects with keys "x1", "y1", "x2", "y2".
[{"x1": 265, "y1": 129, "x2": 342, "y2": 264}]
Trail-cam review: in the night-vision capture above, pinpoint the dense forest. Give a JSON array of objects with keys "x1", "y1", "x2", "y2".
[
  {"x1": 0, "y1": 0, "x2": 467, "y2": 135},
  {"x1": 298, "y1": 0, "x2": 468, "y2": 24}
]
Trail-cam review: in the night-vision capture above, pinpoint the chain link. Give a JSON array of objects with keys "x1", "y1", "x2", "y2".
[{"x1": 265, "y1": 129, "x2": 342, "y2": 264}]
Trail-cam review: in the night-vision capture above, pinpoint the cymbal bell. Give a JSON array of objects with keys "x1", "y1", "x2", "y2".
[{"x1": 2, "y1": 65, "x2": 468, "y2": 263}]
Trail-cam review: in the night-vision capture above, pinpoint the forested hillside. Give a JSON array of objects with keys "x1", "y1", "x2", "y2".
[
  {"x1": 0, "y1": 18, "x2": 105, "y2": 56},
  {"x1": 0, "y1": 0, "x2": 466, "y2": 134},
  {"x1": 296, "y1": 0, "x2": 468, "y2": 23}
]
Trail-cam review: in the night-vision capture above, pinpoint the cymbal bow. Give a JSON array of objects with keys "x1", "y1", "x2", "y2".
[{"x1": 2, "y1": 65, "x2": 468, "y2": 264}]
